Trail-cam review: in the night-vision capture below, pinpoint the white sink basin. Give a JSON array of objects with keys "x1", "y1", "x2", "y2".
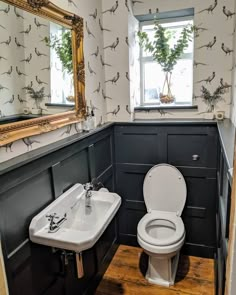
[{"x1": 29, "y1": 184, "x2": 121, "y2": 252}]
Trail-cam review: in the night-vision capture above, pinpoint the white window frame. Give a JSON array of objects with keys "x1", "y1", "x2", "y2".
[{"x1": 139, "y1": 16, "x2": 194, "y2": 107}]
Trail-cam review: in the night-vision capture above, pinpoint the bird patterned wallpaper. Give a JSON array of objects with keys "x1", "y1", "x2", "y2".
[
  {"x1": 102, "y1": 0, "x2": 235, "y2": 121},
  {"x1": 230, "y1": 12, "x2": 236, "y2": 126},
  {"x1": 0, "y1": 3, "x2": 77, "y2": 116},
  {"x1": 0, "y1": 0, "x2": 236, "y2": 162},
  {"x1": 0, "y1": 0, "x2": 107, "y2": 162},
  {"x1": 0, "y1": 3, "x2": 26, "y2": 117}
]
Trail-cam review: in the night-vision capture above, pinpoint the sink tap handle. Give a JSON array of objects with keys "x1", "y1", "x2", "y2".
[
  {"x1": 46, "y1": 213, "x2": 59, "y2": 222},
  {"x1": 84, "y1": 182, "x2": 93, "y2": 191},
  {"x1": 91, "y1": 178, "x2": 104, "y2": 191}
]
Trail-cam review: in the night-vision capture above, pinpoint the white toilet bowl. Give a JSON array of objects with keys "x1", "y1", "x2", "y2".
[{"x1": 137, "y1": 164, "x2": 187, "y2": 287}]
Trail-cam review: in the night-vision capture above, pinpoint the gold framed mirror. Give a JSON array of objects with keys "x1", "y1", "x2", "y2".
[{"x1": 0, "y1": 0, "x2": 86, "y2": 145}]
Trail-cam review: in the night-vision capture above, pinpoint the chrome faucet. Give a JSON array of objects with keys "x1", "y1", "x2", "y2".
[
  {"x1": 84, "y1": 182, "x2": 93, "y2": 208},
  {"x1": 46, "y1": 213, "x2": 67, "y2": 233},
  {"x1": 83, "y1": 179, "x2": 104, "y2": 208}
]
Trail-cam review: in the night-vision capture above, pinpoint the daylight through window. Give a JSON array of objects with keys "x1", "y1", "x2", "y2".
[{"x1": 140, "y1": 17, "x2": 194, "y2": 107}]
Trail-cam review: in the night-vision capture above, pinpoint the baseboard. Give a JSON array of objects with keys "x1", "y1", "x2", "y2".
[
  {"x1": 182, "y1": 242, "x2": 216, "y2": 258},
  {"x1": 118, "y1": 234, "x2": 139, "y2": 247}
]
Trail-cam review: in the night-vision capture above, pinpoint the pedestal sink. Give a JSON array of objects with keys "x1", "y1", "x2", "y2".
[{"x1": 29, "y1": 184, "x2": 121, "y2": 253}]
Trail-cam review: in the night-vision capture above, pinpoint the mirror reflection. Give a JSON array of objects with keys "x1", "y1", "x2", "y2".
[{"x1": 0, "y1": 1, "x2": 75, "y2": 125}]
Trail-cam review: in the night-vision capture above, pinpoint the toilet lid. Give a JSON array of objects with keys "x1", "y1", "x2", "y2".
[{"x1": 143, "y1": 164, "x2": 187, "y2": 214}]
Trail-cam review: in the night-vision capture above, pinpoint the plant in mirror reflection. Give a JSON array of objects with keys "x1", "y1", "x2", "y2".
[
  {"x1": 44, "y1": 30, "x2": 73, "y2": 75},
  {"x1": 27, "y1": 87, "x2": 45, "y2": 109},
  {"x1": 200, "y1": 85, "x2": 225, "y2": 112}
]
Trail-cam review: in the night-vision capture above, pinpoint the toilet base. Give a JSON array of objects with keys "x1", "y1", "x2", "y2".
[{"x1": 146, "y1": 252, "x2": 180, "y2": 287}]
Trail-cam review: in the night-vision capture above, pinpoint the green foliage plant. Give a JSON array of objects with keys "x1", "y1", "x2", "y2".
[
  {"x1": 45, "y1": 30, "x2": 73, "y2": 75},
  {"x1": 138, "y1": 21, "x2": 193, "y2": 103}
]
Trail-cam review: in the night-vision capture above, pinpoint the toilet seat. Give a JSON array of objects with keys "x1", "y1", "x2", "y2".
[
  {"x1": 138, "y1": 211, "x2": 185, "y2": 247},
  {"x1": 143, "y1": 164, "x2": 187, "y2": 215}
]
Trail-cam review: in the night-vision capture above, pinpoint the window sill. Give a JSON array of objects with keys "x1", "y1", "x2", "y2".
[
  {"x1": 0, "y1": 114, "x2": 42, "y2": 125},
  {"x1": 134, "y1": 105, "x2": 198, "y2": 111},
  {"x1": 45, "y1": 103, "x2": 75, "y2": 108}
]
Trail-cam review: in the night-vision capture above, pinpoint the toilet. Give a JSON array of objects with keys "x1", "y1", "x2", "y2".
[{"x1": 137, "y1": 163, "x2": 187, "y2": 287}]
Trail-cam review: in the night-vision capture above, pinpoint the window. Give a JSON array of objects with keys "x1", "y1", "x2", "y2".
[{"x1": 140, "y1": 17, "x2": 194, "y2": 107}]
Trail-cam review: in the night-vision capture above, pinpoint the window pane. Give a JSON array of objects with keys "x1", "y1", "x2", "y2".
[
  {"x1": 142, "y1": 25, "x2": 155, "y2": 58},
  {"x1": 141, "y1": 18, "x2": 193, "y2": 106},
  {"x1": 143, "y1": 58, "x2": 193, "y2": 105},
  {"x1": 142, "y1": 20, "x2": 193, "y2": 58},
  {"x1": 144, "y1": 62, "x2": 163, "y2": 104},
  {"x1": 171, "y1": 59, "x2": 193, "y2": 104}
]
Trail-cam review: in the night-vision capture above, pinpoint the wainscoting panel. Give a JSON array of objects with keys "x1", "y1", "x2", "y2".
[
  {"x1": 115, "y1": 126, "x2": 166, "y2": 164},
  {"x1": 114, "y1": 124, "x2": 218, "y2": 258},
  {"x1": 0, "y1": 126, "x2": 116, "y2": 295},
  {"x1": 0, "y1": 123, "x2": 220, "y2": 294},
  {"x1": 0, "y1": 170, "x2": 54, "y2": 256}
]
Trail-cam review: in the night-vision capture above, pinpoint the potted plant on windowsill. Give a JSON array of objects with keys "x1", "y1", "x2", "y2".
[{"x1": 138, "y1": 22, "x2": 193, "y2": 104}]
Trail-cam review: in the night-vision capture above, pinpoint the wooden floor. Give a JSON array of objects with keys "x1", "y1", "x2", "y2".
[
  {"x1": 95, "y1": 245, "x2": 215, "y2": 295},
  {"x1": 0, "y1": 247, "x2": 7, "y2": 295}
]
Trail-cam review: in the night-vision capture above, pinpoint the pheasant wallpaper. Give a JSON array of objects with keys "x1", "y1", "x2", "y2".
[
  {"x1": 0, "y1": 4, "x2": 86, "y2": 116},
  {"x1": 0, "y1": 0, "x2": 236, "y2": 162},
  {"x1": 0, "y1": 6, "x2": 52, "y2": 116},
  {"x1": 0, "y1": 3, "x2": 26, "y2": 116},
  {"x1": 102, "y1": 0, "x2": 235, "y2": 121},
  {"x1": 0, "y1": 0, "x2": 107, "y2": 162},
  {"x1": 230, "y1": 10, "x2": 236, "y2": 126}
]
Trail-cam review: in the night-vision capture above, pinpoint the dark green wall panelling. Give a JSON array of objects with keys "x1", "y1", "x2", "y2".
[
  {"x1": 0, "y1": 122, "x2": 230, "y2": 294},
  {"x1": 0, "y1": 126, "x2": 116, "y2": 295},
  {"x1": 114, "y1": 125, "x2": 218, "y2": 258}
]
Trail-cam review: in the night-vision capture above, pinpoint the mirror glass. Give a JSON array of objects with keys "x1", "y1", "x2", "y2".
[{"x1": 0, "y1": 1, "x2": 75, "y2": 125}]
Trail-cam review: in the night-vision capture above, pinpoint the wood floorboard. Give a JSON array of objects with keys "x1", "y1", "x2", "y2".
[
  {"x1": 95, "y1": 245, "x2": 215, "y2": 295},
  {"x1": 0, "y1": 251, "x2": 7, "y2": 295}
]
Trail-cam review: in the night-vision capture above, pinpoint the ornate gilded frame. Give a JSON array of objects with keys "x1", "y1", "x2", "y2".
[{"x1": 0, "y1": 0, "x2": 86, "y2": 146}]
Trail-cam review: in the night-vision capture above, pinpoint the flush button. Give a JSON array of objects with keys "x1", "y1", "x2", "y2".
[{"x1": 192, "y1": 154, "x2": 200, "y2": 161}]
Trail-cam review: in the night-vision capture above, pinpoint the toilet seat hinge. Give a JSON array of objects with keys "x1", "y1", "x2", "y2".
[{"x1": 176, "y1": 211, "x2": 180, "y2": 217}]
